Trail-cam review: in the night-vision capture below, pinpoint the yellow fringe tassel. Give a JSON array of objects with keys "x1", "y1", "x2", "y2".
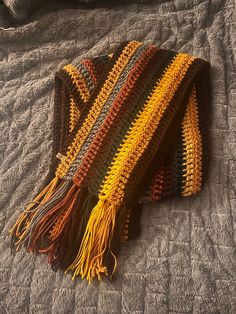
[
  {"x1": 66, "y1": 198, "x2": 118, "y2": 284},
  {"x1": 9, "y1": 177, "x2": 60, "y2": 246}
]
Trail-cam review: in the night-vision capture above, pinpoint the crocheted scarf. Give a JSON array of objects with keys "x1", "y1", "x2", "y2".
[{"x1": 10, "y1": 40, "x2": 210, "y2": 284}]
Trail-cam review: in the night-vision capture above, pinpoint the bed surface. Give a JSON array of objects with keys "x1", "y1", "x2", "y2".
[{"x1": 0, "y1": 0, "x2": 236, "y2": 313}]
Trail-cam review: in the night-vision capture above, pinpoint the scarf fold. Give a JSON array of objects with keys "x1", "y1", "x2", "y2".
[{"x1": 10, "y1": 40, "x2": 210, "y2": 284}]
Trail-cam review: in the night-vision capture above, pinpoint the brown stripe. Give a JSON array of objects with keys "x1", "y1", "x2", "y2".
[{"x1": 151, "y1": 167, "x2": 164, "y2": 200}]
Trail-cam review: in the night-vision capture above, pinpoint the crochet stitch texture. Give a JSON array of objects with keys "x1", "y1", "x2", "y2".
[{"x1": 10, "y1": 40, "x2": 210, "y2": 284}]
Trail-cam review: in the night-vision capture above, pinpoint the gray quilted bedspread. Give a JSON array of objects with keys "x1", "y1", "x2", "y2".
[{"x1": 0, "y1": 0, "x2": 236, "y2": 313}]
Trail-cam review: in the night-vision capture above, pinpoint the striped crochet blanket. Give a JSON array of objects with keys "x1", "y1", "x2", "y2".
[{"x1": 10, "y1": 40, "x2": 210, "y2": 284}]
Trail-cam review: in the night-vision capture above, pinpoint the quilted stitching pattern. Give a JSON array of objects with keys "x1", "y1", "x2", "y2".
[{"x1": 0, "y1": 0, "x2": 235, "y2": 313}]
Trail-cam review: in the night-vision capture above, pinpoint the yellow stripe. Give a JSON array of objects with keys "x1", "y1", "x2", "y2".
[
  {"x1": 99, "y1": 53, "x2": 196, "y2": 205},
  {"x1": 56, "y1": 41, "x2": 142, "y2": 178},
  {"x1": 181, "y1": 86, "x2": 202, "y2": 196},
  {"x1": 63, "y1": 65, "x2": 90, "y2": 102},
  {"x1": 69, "y1": 95, "x2": 80, "y2": 133}
]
